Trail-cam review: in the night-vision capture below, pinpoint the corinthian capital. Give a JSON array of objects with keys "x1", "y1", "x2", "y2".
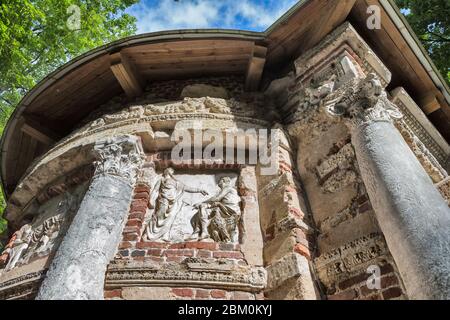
[
  {"x1": 93, "y1": 135, "x2": 145, "y2": 185},
  {"x1": 326, "y1": 73, "x2": 403, "y2": 129}
]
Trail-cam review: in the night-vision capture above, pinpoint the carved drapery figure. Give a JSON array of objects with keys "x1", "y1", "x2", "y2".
[
  {"x1": 1, "y1": 224, "x2": 33, "y2": 272},
  {"x1": 189, "y1": 176, "x2": 241, "y2": 243},
  {"x1": 0, "y1": 192, "x2": 81, "y2": 273},
  {"x1": 144, "y1": 168, "x2": 208, "y2": 242}
]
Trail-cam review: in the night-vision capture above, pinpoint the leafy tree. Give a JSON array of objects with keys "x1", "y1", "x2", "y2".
[
  {"x1": 0, "y1": 0, "x2": 138, "y2": 236},
  {"x1": 395, "y1": 0, "x2": 450, "y2": 85}
]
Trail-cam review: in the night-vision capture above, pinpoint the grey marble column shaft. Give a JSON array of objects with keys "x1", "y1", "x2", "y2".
[
  {"x1": 352, "y1": 120, "x2": 450, "y2": 300},
  {"x1": 36, "y1": 135, "x2": 144, "y2": 300}
]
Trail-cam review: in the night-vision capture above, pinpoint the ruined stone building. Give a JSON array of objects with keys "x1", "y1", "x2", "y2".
[{"x1": 0, "y1": 0, "x2": 449, "y2": 300}]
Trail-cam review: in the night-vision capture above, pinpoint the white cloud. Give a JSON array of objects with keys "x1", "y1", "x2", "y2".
[{"x1": 127, "y1": 0, "x2": 298, "y2": 34}]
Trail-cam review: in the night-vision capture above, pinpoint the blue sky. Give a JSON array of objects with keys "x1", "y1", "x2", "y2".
[{"x1": 126, "y1": 0, "x2": 299, "y2": 34}]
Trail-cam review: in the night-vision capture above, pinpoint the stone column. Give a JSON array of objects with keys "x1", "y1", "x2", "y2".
[
  {"x1": 36, "y1": 135, "x2": 144, "y2": 300},
  {"x1": 332, "y1": 74, "x2": 450, "y2": 299}
]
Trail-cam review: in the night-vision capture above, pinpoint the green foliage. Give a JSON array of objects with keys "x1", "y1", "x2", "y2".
[
  {"x1": 0, "y1": 0, "x2": 138, "y2": 225},
  {"x1": 395, "y1": 0, "x2": 450, "y2": 85}
]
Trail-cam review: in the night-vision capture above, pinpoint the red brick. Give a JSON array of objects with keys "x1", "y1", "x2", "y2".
[
  {"x1": 126, "y1": 219, "x2": 142, "y2": 227},
  {"x1": 104, "y1": 289, "x2": 122, "y2": 299},
  {"x1": 172, "y1": 288, "x2": 194, "y2": 298},
  {"x1": 134, "y1": 192, "x2": 149, "y2": 199},
  {"x1": 122, "y1": 233, "x2": 139, "y2": 241},
  {"x1": 122, "y1": 226, "x2": 141, "y2": 234},
  {"x1": 119, "y1": 242, "x2": 133, "y2": 249},
  {"x1": 382, "y1": 287, "x2": 403, "y2": 300},
  {"x1": 294, "y1": 244, "x2": 311, "y2": 260},
  {"x1": 128, "y1": 212, "x2": 145, "y2": 220},
  {"x1": 147, "y1": 249, "x2": 163, "y2": 256},
  {"x1": 137, "y1": 242, "x2": 169, "y2": 249},
  {"x1": 380, "y1": 264, "x2": 394, "y2": 275},
  {"x1": 213, "y1": 251, "x2": 243, "y2": 259},
  {"x1": 165, "y1": 249, "x2": 194, "y2": 257},
  {"x1": 195, "y1": 289, "x2": 210, "y2": 299},
  {"x1": 130, "y1": 204, "x2": 147, "y2": 213},
  {"x1": 168, "y1": 243, "x2": 187, "y2": 249},
  {"x1": 338, "y1": 273, "x2": 368, "y2": 290},
  {"x1": 197, "y1": 250, "x2": 212, "y2": 258},
  {"x1": 328, "y1": 289, "x2": 357, "y2": 300},
  {"x1": 211, "y1": 290, "x2": 227, "y2": 299},
  {"x1": 381, "y1": 275, "x2": 399, "y2": 288},
  {"x1": 186, "y1": 242, "x2": 218, "y2": 250},
  {"x1": 134, "y1": 185, "x2": 150, "y2": 193}
]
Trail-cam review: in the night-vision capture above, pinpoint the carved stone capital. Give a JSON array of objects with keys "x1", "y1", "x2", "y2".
[
  {"x1": 93, "y1": 135, "x2": 145, "y2": 185},
  {"x1": 325, "y1": 73, "x2": 403, "y2": 129}
]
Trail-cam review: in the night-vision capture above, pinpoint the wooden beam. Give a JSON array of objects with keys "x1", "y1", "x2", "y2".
[
  {"x1": 420, "y1": 94, "x2": 441, "y2": 115},
  {"x1": 20, "y1": 116, "x2": 59, "y2": 146},
  {"x1": 110, "y1": 52, "x2": 144, "y2": 98},
  {"x1": 245, "y1": 45, "x2": 267, "y2": 92}
]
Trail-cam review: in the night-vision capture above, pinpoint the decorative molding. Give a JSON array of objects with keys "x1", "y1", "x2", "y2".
[
  {"x1": 391, "y1": 87, "x2": 450, "y2": 170},
  {"x1": 105, "y1": 259, "x2": 266, "y2": 292},
  {"x1": 0, "y1": 270, "x2": 46, "y2": 300}
]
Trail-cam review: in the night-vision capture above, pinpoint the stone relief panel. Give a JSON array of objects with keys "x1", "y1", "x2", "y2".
[
  {"x1": 142, "y1": 168, "x2": 241, "y2": 244},
  {"x1": 0, "y1": 183, "x2": 88, "y2": 274}
]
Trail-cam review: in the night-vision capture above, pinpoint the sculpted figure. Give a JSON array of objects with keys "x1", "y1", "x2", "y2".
[
  {"x1": 2, "y1": 224, "x2": 33, "y2": 271},
  {"x1": 145, "y1": 168, "x2": 208, "y2": 242},
  {"x1": 189, "y1": 177, "x2": 241, "y2": 242}
]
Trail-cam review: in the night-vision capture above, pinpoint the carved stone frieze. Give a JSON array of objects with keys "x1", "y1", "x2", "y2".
[
  {"x1": 93, "y1": 135, "x2": 145, "y2": 185},
  {"x1": 314, "y1": 233, "x2": 389, "y2": 287},
  {"x1": 105, "y1": 259, "x2": 266, "y2": 292},
  {"x1": 83, "y1": 97, "x2": 262, "y2": 132},
  {"x1": 0, "y1": 270, "x2": 46, "y2": 300},
  {"x1": 395, "y1": 119, "x2": 447, "y2": 183}
]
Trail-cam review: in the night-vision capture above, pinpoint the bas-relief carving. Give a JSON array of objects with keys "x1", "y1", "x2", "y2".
[
  {"x1": 143, "y1": 168, "x2": 241, "y2": 243},
  {"x1": 0, "y1": 184, "x2": 87, "y2": 274},
  {"x1": 83, "y1": 97, "x2": 262, "y2": 131},
  {"x1": 314, "y1": 233, "x2": 389, "y2": 288}
]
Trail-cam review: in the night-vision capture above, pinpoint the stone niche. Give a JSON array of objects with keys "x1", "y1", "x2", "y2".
[{"x1": 0, "y1": 183, "x2": 88, "y2": 299}]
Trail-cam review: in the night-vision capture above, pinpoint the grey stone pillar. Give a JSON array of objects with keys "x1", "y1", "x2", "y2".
[
  {"x1": 36, "y1": 135, "x2": 144, "y2": 300},
  {"x1": 331, "y1": 74, "x2": 450, "y2": 299}
]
